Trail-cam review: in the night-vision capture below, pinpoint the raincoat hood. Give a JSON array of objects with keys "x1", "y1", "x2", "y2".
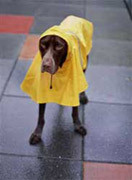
[{"x1": 20, "y1": 16, "x2": 93, "y2": 106}]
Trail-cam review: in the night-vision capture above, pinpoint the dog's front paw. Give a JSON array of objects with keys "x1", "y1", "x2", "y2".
[
  {"x1": 74, "y1": 125, "x2": 87, "y2": 136},
  {"x1": 80, "y1": 93, "x2": 89, "y2": 105},
  {"x1": 29, "y1": 133, "x2": 42, "y2": 145}
]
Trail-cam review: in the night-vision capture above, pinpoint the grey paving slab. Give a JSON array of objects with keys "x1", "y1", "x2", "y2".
[
  {"x1": 83, "y1": 102, "x2": 132, "y2": 164},
  {"x1": 90, "y1": 38, "x2": 132, "y2": 67},
  {"x1": 85, "y1": 6, "x2": 132, "y2": 40},
  {"x1": 45, "y1": 0, "x2": 83, "y2": 4},
  {"x1": 0, "y1": 59, "x2": 15, "y2": 99},
  {"x1": 4, "y1": 60, "x2": 32, "y2": 97},
  {"x1": 30, "y1": 16, "x2": 64, "y2": 34},
  {"x1": 0, "y1": 0, "x2": 12, "y2": 2},
  {"x1": 0, "y1": 96, "x2": 82, "y2": 159},
  {"x1": 0, "y1": 155, "x2": 82, "y2": 180},
  {"x1": 86, "y1": 65, "x2": 132, "y2": 104},
  {"x1": 0, "y1": 34, "x2": 26, "y2": 60},
  {"x1": 0, "y1": 2, "x2": 38, "y2": 15},
  {"x1": 0, "y1": 101, "x2": 2, "y2": 152},
  {"x1": 86, "y1": 0, "x2": 125, "y2": 8},
  {"x1": 35, "y1": 3, "x2": 84, "y2": 18},
  {"x1": 0, "y1": 2, "x2": 84, "y2": 17},
  {"x1": 9, "y1": 0, "x2": 84, "y2": 4}
]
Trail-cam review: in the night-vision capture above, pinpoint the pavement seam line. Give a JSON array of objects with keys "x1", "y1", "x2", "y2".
[
  {"x1": 0, "y1": 152, "x2": 82, "y2": 162},
  {"x1": 83, "y1": 159, "x2": 132, "y2": 166}
]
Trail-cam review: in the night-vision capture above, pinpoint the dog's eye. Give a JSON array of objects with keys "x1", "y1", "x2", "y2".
[
  {"x1": 54, "y1": 43, "x2": 64, "y2": 51},
  {"x1": 41, "y1": 44, "x2": 47, "y2": 50}
]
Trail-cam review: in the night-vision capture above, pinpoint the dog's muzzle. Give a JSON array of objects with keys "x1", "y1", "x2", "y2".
[{"x1": 41, "y1": 58, "x2": 57, "y2": 74}]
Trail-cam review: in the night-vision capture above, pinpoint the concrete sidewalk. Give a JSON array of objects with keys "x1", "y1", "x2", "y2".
[{"x1": 0, "y1": 0, "x2": 132, "y2": 179}]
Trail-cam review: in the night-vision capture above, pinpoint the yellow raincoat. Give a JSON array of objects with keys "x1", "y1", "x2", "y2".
[{"x1": 21, "y1": 16, "x2": 93, "y2": 106}]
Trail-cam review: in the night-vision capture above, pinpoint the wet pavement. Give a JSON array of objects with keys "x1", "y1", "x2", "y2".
[{"x1": 0, "y1": 0, "x2": 132, "y2": 180}]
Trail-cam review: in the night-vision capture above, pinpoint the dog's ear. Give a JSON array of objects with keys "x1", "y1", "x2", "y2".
[{"x1": 59, "y1": 44, "x2": 68, "y2": 68}]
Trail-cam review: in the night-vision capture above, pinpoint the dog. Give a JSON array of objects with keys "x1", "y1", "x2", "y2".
[
  {"x1": 29, "y1": 35, "x2": 89, "y2": 145},
  {"x1": 20, "y1": 16, "x2": 93, "y2": 145}
]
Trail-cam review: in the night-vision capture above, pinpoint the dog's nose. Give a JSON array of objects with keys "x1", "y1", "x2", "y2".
[
  {"x1": 43, "y1": 58, "x2": 52, "y2": 68},
  {"x1": 43, "y1": 63, "x2": 50, "y2": 69}
]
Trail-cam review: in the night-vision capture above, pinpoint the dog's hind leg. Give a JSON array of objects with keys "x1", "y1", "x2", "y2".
[
  {"x1": 72, "y1": 106, "x2": 87, "y2": 136},
  {"x1": 80, "y1": 91, "x2": 89, "y2": 104},
  {"x1": 29, "y1": 103, "x2": 46, "y2": 145}
]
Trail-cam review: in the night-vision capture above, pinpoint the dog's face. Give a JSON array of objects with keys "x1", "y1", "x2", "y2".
[{"x1": 39, "y1": 35, "x2": 68, "y2": 74}]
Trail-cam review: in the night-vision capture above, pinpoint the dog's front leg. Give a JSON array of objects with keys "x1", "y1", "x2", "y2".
[
  {"x1": 29, "y1": 103, "x2": 46, "y2": 145},
  {"x1": 72, "y1": 106, "x2": 87, "y2": 136}
]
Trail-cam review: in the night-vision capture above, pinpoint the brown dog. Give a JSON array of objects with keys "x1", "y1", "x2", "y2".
[{"x1": 29, "y1": 35, "x2": 88, "y2": 145}]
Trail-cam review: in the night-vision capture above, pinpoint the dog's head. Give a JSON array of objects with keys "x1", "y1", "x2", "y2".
[{"x1": 39, "y1": 35, "x2": 68, "y2": 74}]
